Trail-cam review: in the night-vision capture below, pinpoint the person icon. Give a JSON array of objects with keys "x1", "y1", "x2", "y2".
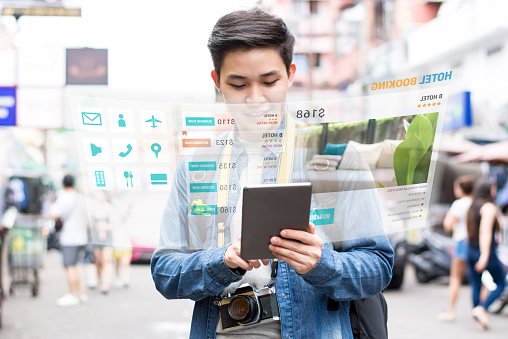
[{"x1": 118, "y1": 114, "x2": 126, "y2": 128}]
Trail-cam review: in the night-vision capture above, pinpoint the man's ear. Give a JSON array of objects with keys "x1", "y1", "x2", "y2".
[
  {"x1": 287, "y1": 63, "x2": 296, "y2": 88},
  {"x1": 211, "y1": 70, "x2": 222, "y2": 94}
]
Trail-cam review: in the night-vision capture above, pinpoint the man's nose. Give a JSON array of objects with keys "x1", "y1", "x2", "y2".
[{"x1": 245, "y1": 85, "x2": 266, "y2": 104}]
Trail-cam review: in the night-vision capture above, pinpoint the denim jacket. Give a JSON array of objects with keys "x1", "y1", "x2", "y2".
[{"x1": 151, "y1": 117, "x2": 394, "y2": 339}]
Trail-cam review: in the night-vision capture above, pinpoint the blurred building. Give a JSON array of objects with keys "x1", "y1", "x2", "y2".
[
  {"x1": 261, "y1": 0, "x2": 508, "y2": 140},
  {"x1": 260, "y1": 0, "x2": 441, "y2": 98}
]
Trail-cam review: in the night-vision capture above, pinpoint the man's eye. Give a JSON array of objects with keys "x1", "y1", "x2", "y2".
[
  {"x1": 264, "y1": 80, "x2": 278, "y2": 86},
  {"x1": 229, "y1": 84, "x2": 245, "y2": 89}
]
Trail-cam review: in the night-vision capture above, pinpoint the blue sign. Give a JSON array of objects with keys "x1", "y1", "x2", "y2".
[
  {"x1": 443, "y1": 91, "x2": 472, "y2": 131},
  {"x1": 0, "y1": 87, "x2": 16, "y2": 126}
]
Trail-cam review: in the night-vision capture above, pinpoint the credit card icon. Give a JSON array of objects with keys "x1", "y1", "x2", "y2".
[{"x1": 150, "y1": 173, "x2": 168, "y2": 185}]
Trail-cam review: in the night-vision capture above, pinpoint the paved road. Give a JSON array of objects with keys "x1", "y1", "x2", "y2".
[
  {"x1": 1, "y1": 250, "x2": 194, "y2": 339},
  {"x1": 386, "y1": 265, "x2": 508, "y2": 339},
  {"x1": 1, "y1": 251, "x2": 507, "y2": 338}
]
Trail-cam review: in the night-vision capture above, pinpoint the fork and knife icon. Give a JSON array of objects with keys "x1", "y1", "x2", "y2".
[{"x1": 123, "y1": 171, "x2": 134, "y2": 187}]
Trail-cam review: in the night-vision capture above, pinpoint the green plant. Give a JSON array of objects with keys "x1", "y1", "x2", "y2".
[{"x1": 393, "y1": 113, "x2": 438, "y2": 186}]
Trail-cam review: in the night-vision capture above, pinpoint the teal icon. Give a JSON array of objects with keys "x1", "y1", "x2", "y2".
[
  {"x1": 309, "y1": 208, "x2": 335, "y2": 226},
  {"x1": 123, "y1": 171, "x2": 133, "y2": 187},
  {"x1": 118, "y1": 114, "x2": 126, "y2": 127},
  {"x1": 82, "y1": 112, "x2": 102, "y2": 126},
  {"x1": 186, "y1": 117, "x2": 215, "y2": 127},
  {"x1": 95, "y1": 171, "x2": 106, "y2": 187},
  {"x1": 191, "y1": 204, "x2": 217, "y2": 216},
  {"x1": 150, "y1": 173, "x2": 167, "y2": 185},
  {"x1": 151, "y1": 143, "x2": 161, "y2": 158},
  {"x1": 119, "y1": 144, "x2": 132, "y2": 157},
  {"x1": 188, "y1": 161, "x2": 216, "y2": 171},
  {"x1": 90, "y1": 143, "x2": 102, "y2": 156},
  {"x1": 145, "y1": 115, "x2": 162, "y2": 128},
  {"x1": 190, "y1": 183, "x2": 217, "y2": 193}
]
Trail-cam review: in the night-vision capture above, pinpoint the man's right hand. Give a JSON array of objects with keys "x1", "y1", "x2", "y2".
[{"x1": 224, "y1": 236, "x2": 270, "y2": 271}]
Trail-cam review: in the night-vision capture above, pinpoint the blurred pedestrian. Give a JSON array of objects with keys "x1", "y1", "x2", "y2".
[
  {"x1": 113, "y1": 230, "x2": 132, "y2": 288},
  {"x1": 438, "y1": 175, "x2": 474, "y2": 322},
  {"x1": 0, "y1": 204, "x2": 17, "y2": 297},
  {"x1": 50, "y1": 174, "x2": 88, "y2": 306},
  {"x1": 83, "y1": 227, "x2": 99, "y2": 289},
  {"x1": 467, "y1": 178, "x2": 507, "y2": 330},
  {"x1": 113, "y1": 201, "x2": 133, "y2": 288},
  {"x1": 90, "y1": 191, "x2": 119, "y2": 294}
]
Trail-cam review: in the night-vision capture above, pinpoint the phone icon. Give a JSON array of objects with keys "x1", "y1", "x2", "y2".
[{"x1": 119, "y1": 144, "x2": 133, "y2": 157}]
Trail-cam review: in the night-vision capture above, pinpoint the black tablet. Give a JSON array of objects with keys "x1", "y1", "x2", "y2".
[{"x1": 240, "y1": 182, "x2": 312, "y2": 260}]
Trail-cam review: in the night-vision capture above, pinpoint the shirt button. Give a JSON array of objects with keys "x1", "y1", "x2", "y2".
[
  {"x1": 286, "y1": 334, "x2": 290, "y2": 339},
  {"x1": 282, "y1": 294, "x2": 286, "y2": 299},
  {"x1": 232, "y1": 277, "x2": 237, "y2": 281},
  {"x1": 224, "y1": 279, "x2": 228, "y2": 283}
]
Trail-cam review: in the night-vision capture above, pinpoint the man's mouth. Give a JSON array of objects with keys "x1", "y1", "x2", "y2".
[
  {"x1": 242, "y1": 104, "x2": 276, "y2": 117},
  {"x1": 244, "y1": 110, "x2": 268, "y2": 117}
]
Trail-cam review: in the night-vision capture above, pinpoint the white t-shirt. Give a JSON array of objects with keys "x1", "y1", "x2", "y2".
[
  {"x1": 50, "y1": 189, "x2": 88, "y2": 246},
  {"x1": 449, "y1": 196, "x2": 472, "y2": 242}
]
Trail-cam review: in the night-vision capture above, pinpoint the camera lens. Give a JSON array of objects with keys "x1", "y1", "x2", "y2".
[{"x1": 228, "y1": 295, "x2": 258, "y2": 324}]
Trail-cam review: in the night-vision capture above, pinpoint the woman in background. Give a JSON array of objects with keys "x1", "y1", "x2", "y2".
[
  {"x1": 438, "y1": 175, "x2": 474, "y2": 322},
  {"x1": 467, "y1": 179, "x2": 506, "y2": 330}
]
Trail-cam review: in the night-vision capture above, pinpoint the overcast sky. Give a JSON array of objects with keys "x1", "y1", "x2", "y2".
[{"x1": 2, "y1": 0, "x2": 258, "y2": 101}]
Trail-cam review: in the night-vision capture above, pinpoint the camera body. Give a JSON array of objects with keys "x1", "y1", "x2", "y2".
[{"x1": 218, "y1": 284, "x2": 280, "y2": 332}]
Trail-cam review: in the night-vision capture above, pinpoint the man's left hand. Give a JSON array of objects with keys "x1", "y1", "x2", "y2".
[{"x1": 269, "y1": 222, "x2": 323, "y2": 275}]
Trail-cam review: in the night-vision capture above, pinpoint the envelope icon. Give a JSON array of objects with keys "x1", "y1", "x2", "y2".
[{"x1": 82, "y1": 112, "x2": 102, "y2": 126}]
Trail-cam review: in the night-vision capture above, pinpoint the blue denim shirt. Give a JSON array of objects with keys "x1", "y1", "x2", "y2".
[{"x1": 151, "y1": 119, "x2": 393, "y2": 339}]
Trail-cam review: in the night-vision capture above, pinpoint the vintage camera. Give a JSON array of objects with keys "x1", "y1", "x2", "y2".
[{"x1": 217, "y1": 284, "x2": 280, "y2": 332}]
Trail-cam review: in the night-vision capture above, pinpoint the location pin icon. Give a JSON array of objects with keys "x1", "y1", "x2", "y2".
[{"x1": 151, "y1": 143, "x2": 161, "y2": 159}]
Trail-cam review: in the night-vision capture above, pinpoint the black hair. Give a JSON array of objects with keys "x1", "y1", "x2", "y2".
[
  {"x1": 63, "y1": 174, "x2": 74, "y2": 188},
  {"x1": 207, "y1": 8, "x2": 295, "y2": 79},
  {"x1": 466, "y1": 178, "x2": 500, "y2": 241},
  {"x1": 455, "y1": 175, "x2": 474, "y2": 196}
]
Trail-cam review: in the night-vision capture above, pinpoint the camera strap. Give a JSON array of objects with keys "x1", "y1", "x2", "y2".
[
  {"x1": 216, "y1": 112, "x2": 296, "y2": 248},
  {"x1": 267, "y1": 259, "x2": 278, "y2": 288}
]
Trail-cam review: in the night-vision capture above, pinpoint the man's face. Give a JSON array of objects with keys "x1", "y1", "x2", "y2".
[{"x1": 212, "y1": 48, "x2": 296, "y2": 139}]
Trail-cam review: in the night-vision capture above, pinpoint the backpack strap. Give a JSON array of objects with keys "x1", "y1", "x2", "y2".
[
  {"x1": 327, "y1": 298, "x2": 340, "y2": 311},
  {"x1": 349, "y1": 299, "x2": 361, "y2": 339}
]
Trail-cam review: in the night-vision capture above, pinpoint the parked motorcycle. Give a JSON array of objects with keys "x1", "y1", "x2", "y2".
[
  {"x1": 386, "y1": 232, "x2": 408, "y2": 289},
  {"x1": 408, "y1": 231, "x2": 456, "y2": 283}
]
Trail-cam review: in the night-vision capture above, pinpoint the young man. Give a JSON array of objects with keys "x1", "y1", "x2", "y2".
[{"x1": 152, "y1": 8, "x2": 393, "y2": 338}]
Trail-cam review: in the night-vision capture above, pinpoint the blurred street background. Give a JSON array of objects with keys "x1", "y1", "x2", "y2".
[{"x1": 1, "y1": 0, "x2": 508, "y2": 338}]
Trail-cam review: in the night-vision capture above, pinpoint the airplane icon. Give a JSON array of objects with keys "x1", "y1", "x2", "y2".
[{"x1": 145, "y1": 115, "x2": 162, "y2": 128}]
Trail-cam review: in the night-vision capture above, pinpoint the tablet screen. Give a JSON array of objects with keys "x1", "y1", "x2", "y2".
[{"x1": 240, "y1": 182, "x2": 312, "y2": 260}]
